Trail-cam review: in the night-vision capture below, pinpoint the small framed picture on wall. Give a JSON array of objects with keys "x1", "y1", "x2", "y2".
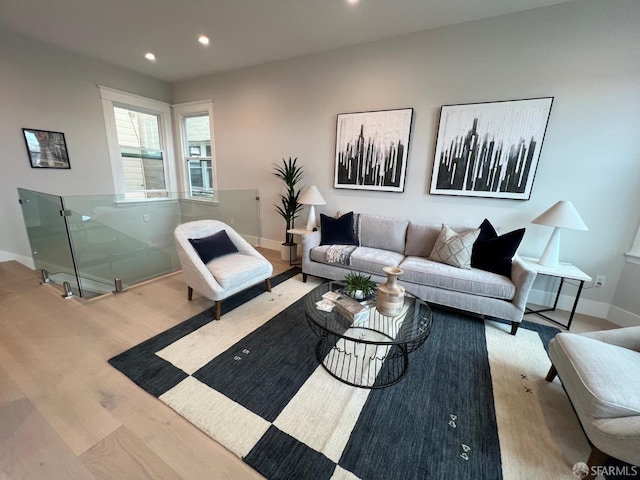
[{"x1": 23, "y1": 128, "x2": 71, "y2": 169}]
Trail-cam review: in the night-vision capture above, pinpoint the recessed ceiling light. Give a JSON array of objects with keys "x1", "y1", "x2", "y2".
[
  {"x1": 144, "y1": 52, "x2": 156, "y2": 61},
  {"x1": 347, "y1": 0, "x2": 358, "y2": 4},
  {"x1": 198, "y1": 35, "x2": 210, "y2": 46}
]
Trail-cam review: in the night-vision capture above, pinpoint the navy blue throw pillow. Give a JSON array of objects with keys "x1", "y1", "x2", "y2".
[
  {"x1": 471, "y1": 219, "x2": 525, "y2": 278},
  {"x1": 188, "y1": 230, "x2": 238, "y2": 264},
  {"x1": 320, "y1": 212, "x2": 358, "y2": 246}
]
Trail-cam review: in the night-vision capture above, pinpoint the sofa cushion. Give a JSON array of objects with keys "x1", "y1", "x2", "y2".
[
  {"x1": 404, "y1": 222, "x2": 442, "y2": 257},
  {"x1": 359, "y1": 214, "x2": 409, "y2": 254},
  {"x1": 349, "y1": 247, "x2": 405, "y2": 276},
  {"x1": 472, "y1": 219, "x2": 525, "y2": 278},
  {"x1": 320, "y1": 212, "x2": 358, "y2": 246},
  {"x1": 188, "y1": 230, "x2": 238, "y2": 264},
  {"x1": 399, "y1": 256, "x2": 516, "y2": 300},
  {"x1": 429, "y1": 225, "x2": 480, "y2": 269},
  {"x1": 206, "y1": 253, "x2": 272, "y2": 290},
  {"x1": 554, "y1": 333, "x2": 640, "y2": 419},
  {"x1": 309, "y1": 246, "x2": 404, "y2": 276}
]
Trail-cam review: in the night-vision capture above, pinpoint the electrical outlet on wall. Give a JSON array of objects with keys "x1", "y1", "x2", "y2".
[{"x1": 594, "y1": 275, "x2": 606, "y2": 288}]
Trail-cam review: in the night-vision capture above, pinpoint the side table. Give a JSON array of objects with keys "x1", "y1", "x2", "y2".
[
  {"x1": 520, "y1": 256, "x2": 592, "y2": 330},
  {"x1": 286, "y1": 228, "x2": 314, "y2": 266}
]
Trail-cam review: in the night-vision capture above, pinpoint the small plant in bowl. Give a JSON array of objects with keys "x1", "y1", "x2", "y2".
[{"x1": 343, "y1": 272, "x2": 377, "y2": 300}]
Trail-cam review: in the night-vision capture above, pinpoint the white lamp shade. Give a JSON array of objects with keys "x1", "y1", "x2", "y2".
[
  {"x1": 299, "y1": 186, "x2": 326, "y2": 231},
  {"x1": 299, "y1": 185, "x2": 326, "y2": 206},
  {"x1": 531, "y1": 200, "x2": 588, "y2": 231},
  {"x1": 532, "y1": 200, "x2": 587, "y2": 267}
]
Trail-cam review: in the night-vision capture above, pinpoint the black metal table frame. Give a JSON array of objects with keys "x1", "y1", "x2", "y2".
[
  {"x1": 525, "y1": 276, "x2": 586, "y2": 330},
  {"x1": 312, "y1": 326, "x2": 410, "y2": 389}
]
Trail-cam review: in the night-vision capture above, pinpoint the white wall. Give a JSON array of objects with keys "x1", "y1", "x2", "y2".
[
  {"x1": 171, "y1": 0, "x2": 640, "y2": 317},
  {"x1": 2, "y1": 1, "x2": 639, "y2": 321},
  {"x1": 609, "y1": 260, "x2": 640, "y2": 327},
  {"x1": 0, "y1": 28, "x2": 170, "y2": 263}
]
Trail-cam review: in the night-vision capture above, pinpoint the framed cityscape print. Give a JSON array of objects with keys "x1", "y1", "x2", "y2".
[
  {"x1": 429, "y1": 97, "x2": 553, "y2": 200},
  {"x1": 23, "y1": 128, "x2": 71, "y2": 169},
  {"x1": 334, "y1": 108, "x2": 413, "y2": 192}
]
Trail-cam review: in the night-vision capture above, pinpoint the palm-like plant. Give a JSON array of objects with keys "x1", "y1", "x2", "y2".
[
  {"x1": 273, "y1": 157, "x2": 304, "y2": 245},
  {"x1": 344, "y1": 272, "x2": 377, "y2": 299}
]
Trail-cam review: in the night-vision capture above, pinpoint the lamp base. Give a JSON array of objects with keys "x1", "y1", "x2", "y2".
[
  {"x1": 305, "y1": 205, "x2": 317, "y2": 231},
  {"x1": 539, "y1": 227, "x2": 561, "y2": 267}
]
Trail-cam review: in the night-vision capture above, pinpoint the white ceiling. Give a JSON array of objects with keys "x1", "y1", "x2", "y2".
[{"x1": 0, "y1": 0, "x2": 571, "y2": 83}]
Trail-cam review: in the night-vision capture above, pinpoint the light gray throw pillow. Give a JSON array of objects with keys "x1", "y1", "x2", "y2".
[{"x1": 429, "y1": 224, "x2": 480, "y2": 269}]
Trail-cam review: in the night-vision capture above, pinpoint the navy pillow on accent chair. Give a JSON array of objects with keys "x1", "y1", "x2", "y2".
[
  {"x1": 320, "y1": 212, "x2": 359, "y2": 246},
  {"x1": 471, "y1": 218, "x2": 525, "y2": 278},
  {"x1": 188, "y1": 230, "x2": 238, "y2": 264}
]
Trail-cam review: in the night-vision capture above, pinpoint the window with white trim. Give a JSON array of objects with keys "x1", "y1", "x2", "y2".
[
  {"x1": 173, "y1": 101, "x2": 217, "y2": 201},
  {"x1": 99, "y1": 86, "x2": 176, "y2": 200}
]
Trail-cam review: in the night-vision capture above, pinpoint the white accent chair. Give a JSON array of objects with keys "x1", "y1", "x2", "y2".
[
  {"x1": 546, "y1": 327, "x2": 640, "y2": 479},
  {"x1": 174, "y1": 220, "x2": 273, "y2": 320}
]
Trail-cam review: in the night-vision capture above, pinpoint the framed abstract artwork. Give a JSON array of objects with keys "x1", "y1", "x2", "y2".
[
  {"x1": 22, "y1": 128, "x2": 71, "y2": 169},
  {"x1": 334, "y1": 108, "x2": 413, "y2": 192},
  {"x1": 429, "y1": 97, "x2": 553, "y2": 200}
]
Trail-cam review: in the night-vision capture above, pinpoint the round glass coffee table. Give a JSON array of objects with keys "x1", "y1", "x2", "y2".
[{"x1": 304, "y1": 281, "x2": 433, "y2": 388}]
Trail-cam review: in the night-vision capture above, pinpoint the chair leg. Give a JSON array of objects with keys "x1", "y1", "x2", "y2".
[
  {"x1": 187, "y1": 286, "x2": 193, "y2": 301},
  {"x1": 215, "y1": 301, "x2": 221, "y2": 321},
  {"x1": 302, "y1": 273, "x2": 308, "y2": 283},
  {"x1": 510, "y1": 321, "x2": 519, "y2": 335},
  {"x1": 545, "y1": 364, "x2": 557, "y2": 382},
  {"x1": 584, "y1": 445, "x2": 609, "y2": 480},
  {"x1": 265, "y1": 278, "x2": 272, "y2": 292}
]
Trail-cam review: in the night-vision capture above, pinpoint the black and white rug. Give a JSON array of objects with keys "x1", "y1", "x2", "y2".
[{"x1": 110, "y1": 270, "x2": 594, "y2": 479}]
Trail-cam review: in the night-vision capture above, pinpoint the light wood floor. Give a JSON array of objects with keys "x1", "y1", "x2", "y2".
[{"x1": 0, "y1": 250, "x2": 617, "y2": 479}]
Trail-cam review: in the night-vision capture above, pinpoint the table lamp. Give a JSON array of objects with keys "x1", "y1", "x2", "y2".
[
  {"x1": 531, "y1": 200, "x2": 588, "y2": 267},
  {"x1": 299, "y1": 185, "x2": 326, "y2": 231}
]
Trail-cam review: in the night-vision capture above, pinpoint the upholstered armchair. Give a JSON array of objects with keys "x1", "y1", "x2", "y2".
[
  {"x1": 546, "y1": 327, "x2": 640, "y2": 479},
  {"x1": 174, "y1": 220, "x2": 273, "y2": 320}
]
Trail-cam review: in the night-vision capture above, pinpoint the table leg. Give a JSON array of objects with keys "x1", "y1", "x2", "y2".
[
  {"x1": 566, "y1": 280, "x2": 585, "y2": 330},
  {"x1": 552, "y1": 277, "x2": 565, "y2": 311}
]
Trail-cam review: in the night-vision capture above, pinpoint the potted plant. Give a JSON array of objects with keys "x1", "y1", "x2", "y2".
[
  {"x1": 344, "y1": 271, "x2": 377, "y2": 300},
  {"x1": 273, "y1": 157, "x2": 304, "y2": 261}
]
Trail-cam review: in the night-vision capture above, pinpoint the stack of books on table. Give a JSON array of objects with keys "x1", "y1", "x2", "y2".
[{"x1": 316, "y1": 291, "x2": 369, "y2": 324}]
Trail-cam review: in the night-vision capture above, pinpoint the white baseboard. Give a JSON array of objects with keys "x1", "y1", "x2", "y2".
[
  {"x1": 607, "y1": 305, "x2": 640, "y2": 327},
  {"x1": 259, "y1": 237, "x2": 282, "y2": 251},
  {"x1": 527, "y1": 288, "x2": 610, "y2": 319},
  {"x1": 0, "y1": 250, "x2": 35, "y2": 270},
  {"x1": 259, "y1": 237, "x2": 302, "y2": 255}
]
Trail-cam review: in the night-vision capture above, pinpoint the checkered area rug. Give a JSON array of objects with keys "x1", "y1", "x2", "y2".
[{"x1": 110, "y1": 269, "x2": 596, "y2": 479}]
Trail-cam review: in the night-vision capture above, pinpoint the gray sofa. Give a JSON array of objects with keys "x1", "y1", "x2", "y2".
[{"x1": 301, "y1": 214, "x2": 537, "y2": 335}]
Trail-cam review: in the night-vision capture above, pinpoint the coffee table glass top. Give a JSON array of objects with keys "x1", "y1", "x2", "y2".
[{"x1": 304, "y1": 281, "x2": 432, "y2": 354}]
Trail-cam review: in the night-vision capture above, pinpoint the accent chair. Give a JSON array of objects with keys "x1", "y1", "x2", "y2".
[
  {"x1": 174, "y1": 220, "x2": 273, "y2": 320},
  {"x1": 546, "y1": 327, "x2": 640, "y2": 479}
]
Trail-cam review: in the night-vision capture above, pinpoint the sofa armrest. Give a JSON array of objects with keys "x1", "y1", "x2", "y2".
[
  {"x1": 510, "y1": 256, "x2": 537, "y2": 313},
  {"x1": 581, "y1": 326, "x2": 640, "y2": 352},
  {"x1": 301, "y1": 231, "x2": 321, "y2": 265}
]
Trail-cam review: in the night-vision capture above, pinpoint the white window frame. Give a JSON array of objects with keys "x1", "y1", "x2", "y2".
[
  {"x1": 99, "y1": 86, "x2": 177, "y2": 201},
  {"x1": 172, "y1": 100, "x2": 218, "y2": 202}
]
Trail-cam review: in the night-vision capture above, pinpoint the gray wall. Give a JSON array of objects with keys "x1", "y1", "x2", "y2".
[
  {"x1": 0, "y1": 28, "x2": 171, "y2": 263},
  {"x1": 2, "y1": 1, "x2": 639, "y2": 322},
  {"x1": 171, "y1": 0, "x2": 640, "y2": 318},
  {"x1": 610, "y1": 262, "x2": 640, "y2": 326}
]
